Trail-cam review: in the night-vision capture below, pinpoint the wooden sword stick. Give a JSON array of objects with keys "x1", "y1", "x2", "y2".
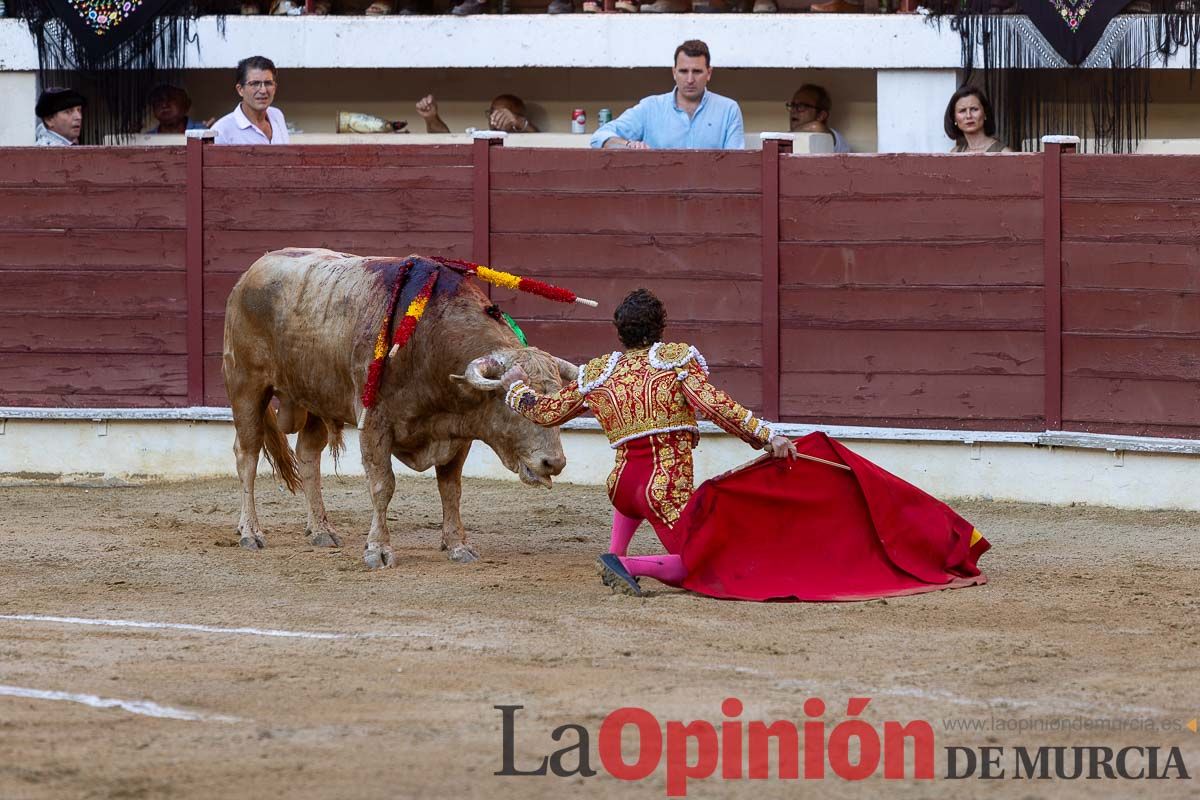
[{"x1": 793, "y1": 451, "x2": 852, "y2": 471}]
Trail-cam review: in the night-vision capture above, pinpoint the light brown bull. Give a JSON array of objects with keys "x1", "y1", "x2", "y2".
[{"x1": 222, "y1": 248, "x2": 576, "y2": 569}]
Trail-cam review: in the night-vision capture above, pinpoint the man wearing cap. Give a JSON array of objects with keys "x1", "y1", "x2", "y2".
[{"x1": 35, "y1": 88, "x2": 86, "y2": 147}]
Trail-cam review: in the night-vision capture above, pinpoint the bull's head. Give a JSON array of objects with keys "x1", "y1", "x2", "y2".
[{"x1": 451, "y1": 348, "x2": 577, "y2": 487}]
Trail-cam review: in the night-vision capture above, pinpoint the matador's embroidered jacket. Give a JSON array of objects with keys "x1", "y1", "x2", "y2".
[{"x1": 505, "y1": 342, "x2": 776, "y2": 528}]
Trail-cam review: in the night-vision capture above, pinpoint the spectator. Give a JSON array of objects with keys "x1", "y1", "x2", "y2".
[
  {"x1": 415, "y1": 94, "x2": 540, "y2": 133},
  {"x1": 449, "y1": 0, "x2": 573, "y2": 14},
  {"x1": 945, "y1": 86, "x2": 1012, "y2": 153},
  {"x1": 639, "y1": 0, "x2": 734, "y2": 10},
  {"x1": 591, "y1": 40, "x2": 743, "y2": 150},
  {"x1": 787, "y1": 84, "x2": 850, "y2": 153},
  {"x1": 212, "y1": 56, "x2": 290, "y2": 145},
  {"x1": 146, "y1": 85, "x2": 211, "y2": 134},
  {"x1": 35, "y1": 88, "x2": 85, "y2": 147}
]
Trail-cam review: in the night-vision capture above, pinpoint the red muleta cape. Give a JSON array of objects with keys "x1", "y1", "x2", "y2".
[{"x1": 677, "y1": 432, "x2": 990, "y2": 602}]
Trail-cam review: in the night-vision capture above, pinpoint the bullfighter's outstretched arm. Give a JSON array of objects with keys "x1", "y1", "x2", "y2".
[
  {"x1": 504, "y1": 380, "x2": 587, "y2": 428},
  {"x1": 679, "y1": 361, "x2": 775, "y2": 449}
]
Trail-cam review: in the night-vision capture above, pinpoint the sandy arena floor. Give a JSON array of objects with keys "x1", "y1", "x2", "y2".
[{"x1": 0, "y1": 474, "x2": 1197, "y2": 799}]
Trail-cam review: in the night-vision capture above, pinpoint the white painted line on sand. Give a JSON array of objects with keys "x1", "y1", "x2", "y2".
[
  {"x1": 0, "y1": 685, "x2": 240, "y2": 722},
  {"x1": 0, "y1": 614, "x2": 420, "y2": 641}
]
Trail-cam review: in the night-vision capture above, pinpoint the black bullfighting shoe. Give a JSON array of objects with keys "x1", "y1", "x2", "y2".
[{"x1": 596, "y1": 553, "x2": 643, "y2": 597}]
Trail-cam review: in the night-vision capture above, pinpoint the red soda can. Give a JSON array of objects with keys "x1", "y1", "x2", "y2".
[{"x1": 571, "y1": 108, "x2": 586, "y2": 134}]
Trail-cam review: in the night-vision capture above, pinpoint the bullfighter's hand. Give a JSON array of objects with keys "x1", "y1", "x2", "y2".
[
  {"x1": 769, "y1": 435, "x2": 798, "y2": 460},
  {"x1": 500, "y1": 365, "x2": 529, "y2": 390},
  {"x1": 416, "y1": 95, "x2": 439, "y2": 119}
]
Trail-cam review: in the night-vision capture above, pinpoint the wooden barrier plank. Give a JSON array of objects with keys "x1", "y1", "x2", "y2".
[
  {"x1": 1063, "y1": 334, "x2": 1200, "y2": 381},
  {"x1": 200, "y1": 355, "x2": 761, "y2": 412},
  {"x1": 0, "y1": 353, "x2": 186, "y2": 395},
  {"x1": 780, "y1": 373, "x2": 1042, "y2": 421},
  {"x1": 1059, "y1": 420, "x2": 1200, "y2": 439},
  {"x1": 203, "y1": 165, "x2": 473, "y2": 190},
  {"x1": 490, "y1": 149, "x2": 761, "y2": 193},
  {"x1": 781, "y1": 242, "x2": 1042, "y2": 287},
  {"x1": 490, "y1": 192, "x2": 760, "y2": 236},
  {"x1": 0, "y1": 188, "x2": 185, "y2": 230},
  {"x1": 780, "y1": 287, "x2": 1043, "y2": 330},
  {"x1": 204, "y1": 356, "x2": 227, "y2": 407},
  {"x1": 491, "y1": 233, "x2": 762, "y2": 280},
  {"x1": 203, "y1": 317, "x2": 763, "y2": 364},
  {"x1": 1063, "y1": 289, "x2": 1200, "y2": 334},
  {"x1": 0, "y1": 392, "x2": 188, "y2": 408},
  {"x1": 203, "y1": 230, "x2": 471, "y2": 273},
  {"x1": 780, "y1": 197, "x2": 1042, "y2": 242},
  {"x1": 513, "y1": 320, "x2": 762, "y2": 367},
  {"x1": 0, "y1": 313, "x2": 185, "y2": 355},
  {"x1": 781, "y1": 329, "x2": 1043, "y2": 375},
  {"x1": 0, "y1": 148, "x2": 186, "y2": 187},
  {"x1": 780, "y1": 154, "x2": 1042, "y2": 198},
  {"x1": 203, "y1": 188, "x2": 472, "y2": 232},
  {"x1": 1062, "y1": 242, "x2": 1200, "y2": 290},
  {"x1": 1064, "y1": 376, "x2": 1200, "y2": 427},
  {"x1": 491, "y1": 277, "x2": 762, "y2": 323},
  {"x1": 202, "y1": 145, "x2": 472, "y2": 168},
  {"x1": 0, "y1": 270, "x2": 185, "y2": 313},
  {"x1": 0, "y1": 230, "x2": 186, "y2": 270},
  {"x1": 704, "y1": 368, "x2": 761, "y2": 411},
  {"x1": 1062, "y1": 155, "x2": 1200, "y2": 200},
  {"x1": 778, "y1": 414, "x2": 1041, "y2": 432},
  {"x1": 1063, "y1": 200, "x2": 1200, "y2": 241}
]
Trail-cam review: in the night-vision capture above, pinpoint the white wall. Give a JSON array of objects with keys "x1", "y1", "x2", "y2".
[
  {"x1": 4, "y1": 417, "x2": 1200, "y2": 511},
  {"x1": 0, "y1": 71, "x2": 36, "y2": 146}
]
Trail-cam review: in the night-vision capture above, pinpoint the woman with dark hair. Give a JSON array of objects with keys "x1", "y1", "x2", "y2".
[
  {"x1": 945, "y1": 86, "x2": 1011, "y2": 153},
  {"x1": 500, "y1": 289, "x2": 797, "y2": 597}
]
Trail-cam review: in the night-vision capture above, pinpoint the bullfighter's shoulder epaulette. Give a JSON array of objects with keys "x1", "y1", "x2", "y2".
[
  {"x1": 578, "y1": 351, "x2": 622, "y2": 395},
  {"x1": 648, "y1": 342, "x2": 710, "y2": 377}
]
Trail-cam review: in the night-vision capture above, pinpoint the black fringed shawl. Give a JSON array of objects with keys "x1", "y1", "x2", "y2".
[
  {"x1": 9, "y1": 0, "x2": 232, "y2": 144},
  {"x1": 928, "y1": 2, "x2": 1200, "y2": 152}
]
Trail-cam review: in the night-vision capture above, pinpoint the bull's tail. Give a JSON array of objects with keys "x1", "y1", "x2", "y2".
[{"x1": 262, "y1": 403, "x2": 303, "y2": 494}]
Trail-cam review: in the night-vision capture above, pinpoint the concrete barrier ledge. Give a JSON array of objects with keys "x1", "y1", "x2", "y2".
[
  {"x1": 2, "y1": 409, "x2": 1198, "y2": 510},
  {"x1": 2, "y1": 406, "x2": 1197, "y2": 455}
]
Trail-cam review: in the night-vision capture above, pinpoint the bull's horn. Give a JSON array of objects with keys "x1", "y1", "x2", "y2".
[
  {"x1": 553, "y1": 357, "x2": 579, "y2": 383},
  {"x1": 454, "y1": 354, "x2": 508, "y2": 390}
]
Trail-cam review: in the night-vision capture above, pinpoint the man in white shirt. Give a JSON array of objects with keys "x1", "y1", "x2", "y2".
[
  {"x1": 212, "y1": 56, "x2": 289, "y2": 145},
  {"x1": 787, "y1": 84, "x2": 850, "y2": 154},
  {"x1": 34, "y1": 88, "x2": 86, "y2": 146}
]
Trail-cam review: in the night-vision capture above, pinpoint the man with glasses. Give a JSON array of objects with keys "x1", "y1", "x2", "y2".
[
  {"x1": 414, "y1": 93, "x2": 539, "y2": 134},
  {"x1": 787, "y1": 84, "x2": 849, "y2": 153},
  {"x1": 212, "y1": 56, "x2": 290, "y2": 145}
]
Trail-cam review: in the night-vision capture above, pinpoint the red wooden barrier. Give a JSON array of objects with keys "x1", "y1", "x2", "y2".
[
  {"x1": 778, "y1": 153, "x2": 1044, "y2": 431},
  {"x1": 3, "y1": 142, "x2": 1199, "y2": 442},
  {"x1": 199, "y1": 143, "x2": 473, "y2": 404},
  {"x1": 0, "y1": 148, "x2": 188, "y2": 408},
  {"x1": 1060, "y1": 153, "x2": 1200, "y2": 438}
]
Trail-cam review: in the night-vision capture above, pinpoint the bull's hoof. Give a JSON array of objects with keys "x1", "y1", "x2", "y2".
[
  {"x1": 447, "y1": 544, "x2": 480, "y2": 564},
  {"x1": 306, "y1": 528, "x2": 342, "y2": 548},
  {"x1": 238, "y1": 533, "x2": 265, "y2": 550},
  {"x1": 363, "y1": 545, "x2": 396, "y2": 570}
]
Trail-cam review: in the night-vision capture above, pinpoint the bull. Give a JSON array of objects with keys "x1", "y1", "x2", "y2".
[{"x1": 221, "y1": 248, "x2": 577, "y2": 569}]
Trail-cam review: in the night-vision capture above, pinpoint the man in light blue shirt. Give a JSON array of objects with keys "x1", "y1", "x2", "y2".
[{"x1": 590, "y1": 40, "x2": 744, "y2": 151}]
